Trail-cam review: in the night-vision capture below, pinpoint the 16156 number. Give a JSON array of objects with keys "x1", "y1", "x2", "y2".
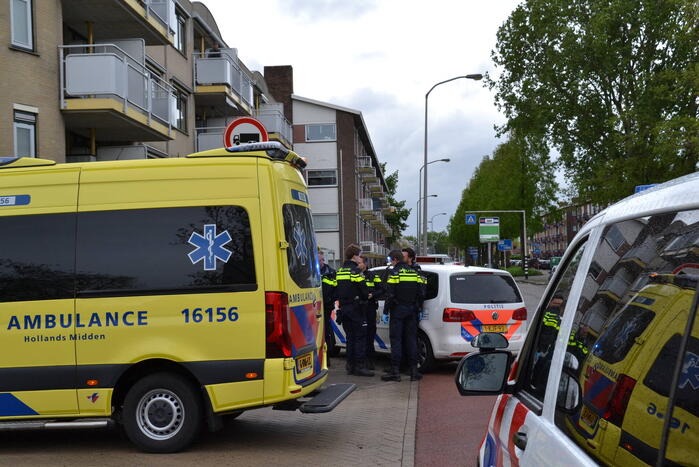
[{"x1": 181, "y1": 307, "x2": 239, "y2": 324}]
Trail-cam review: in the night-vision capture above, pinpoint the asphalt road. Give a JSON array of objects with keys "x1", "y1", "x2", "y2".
[{"x1": 414, "y1": 281, "x2": 547, "y2": 467}]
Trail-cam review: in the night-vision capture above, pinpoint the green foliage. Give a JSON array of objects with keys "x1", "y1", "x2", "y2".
[
  {"x1": 505, "y1": 266, "x2": 543, "y2": 277},
  {"x1": 489, "y1": 0, "x2": 698, "y2": 205},
  {"x1": 448, "y1": 137, "x2": 558, "y2": 250},
  {"x1": 381, "y1": 163, "x2": 410, "y2": 242}
]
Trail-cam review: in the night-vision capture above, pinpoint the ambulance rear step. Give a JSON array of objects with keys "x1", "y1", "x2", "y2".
[
  {"x1": 299, "y1": 383, "x2": 356, "y2": 414},
  {"x1": 0, "y1": 418, "x2": 112, "y2": 431}
]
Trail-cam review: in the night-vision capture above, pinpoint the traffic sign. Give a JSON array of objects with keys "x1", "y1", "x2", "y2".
[
  {"x1": 479, "y1": 217, "x2": 500, "y2": 243},
  {"x1": 467, "y1": 246, "x2": 478, "y2": 254},
  {"x1": 497, "y1": 239, "x2": 512, "y2": 251},
  {"x1": 533, "y1": 248, "x2": 542, "y2": 255},
  {"x1": 634, "y1": 184, "x2": 658, "y2": 193},
  {"x1": 223, "y1": 117, "x2": 269, "y2": 147},
  {"x1": 465, "y1": 214, "x2": 477, "y2": 225}
]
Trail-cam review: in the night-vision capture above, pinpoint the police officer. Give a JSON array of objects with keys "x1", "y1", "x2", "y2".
[
  {"x1": 319, "y1": 250, "x2": 337, "y2": 353},
  {"x1": 335, "y1": 244, "x2": 374, "y2": 377},
  {"x1": 382, "y1": 250, "x2": 424, "y2": 382},
  {"x1": 357, "y1": 255, "x2": 383, "y2": 371},
  {"x1": 401, "y1": 248, "x2": 426, "y2": 373}
]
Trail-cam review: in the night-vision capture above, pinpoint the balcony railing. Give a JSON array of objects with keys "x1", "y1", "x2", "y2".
[
  {"x1": 195, "y1": 126, "x2": 226, "y2": 152},
  {"x1": 194, "y1": 50, "x2": 253, "y2": 107},
  {"x1": 254, "y1": 104, "x2": 292, "y2": 143},
  {"x1": 59, "y1": 43, "x2": 174, "y2": 130},
  {"x1": 139, "y1": 0, "x2": 172, "y2": 32}
]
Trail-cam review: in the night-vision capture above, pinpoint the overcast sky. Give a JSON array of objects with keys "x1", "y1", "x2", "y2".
[{"x1": 203, "y1": 0, "x2": 522, "y2": 234}]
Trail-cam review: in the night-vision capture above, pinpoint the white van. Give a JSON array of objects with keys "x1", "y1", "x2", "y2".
[
  {"x1": 331, "y1": 265, "x2": 528, "y2": 371},
  {"x1": 455, "y1": 173, "x2": 699, "y2": 466}
]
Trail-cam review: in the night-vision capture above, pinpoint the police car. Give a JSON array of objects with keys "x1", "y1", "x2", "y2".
[
  {"x1": 331, "y1": 264, "x2": 529, "y2": 371},
  {"x1": 455, "y1": 173, "x2": 699, "y2": 466}
]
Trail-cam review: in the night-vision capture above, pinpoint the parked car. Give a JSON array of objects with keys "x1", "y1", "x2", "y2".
[
  {"x1": 330, "y1": 265, "x2": 529, "y2": 371},
  {"x1": 454, "y1": 173, "x2": 699, "y2": 466}
]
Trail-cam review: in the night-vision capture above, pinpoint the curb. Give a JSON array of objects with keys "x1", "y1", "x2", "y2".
[{"x1": 401, "y1": 379, "x2": 419, "y2": 467}]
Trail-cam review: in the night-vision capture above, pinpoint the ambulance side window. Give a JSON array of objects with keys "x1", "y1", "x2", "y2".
[
  {"x1": 0, "y1": 212, "x2": 76, "y2": 302},
  {"x1": 76, "y1": 206, "x2": 256, "y2": 295},
  {"x1": 518, "y1": 240, "x2": 587, "y2": 407}
]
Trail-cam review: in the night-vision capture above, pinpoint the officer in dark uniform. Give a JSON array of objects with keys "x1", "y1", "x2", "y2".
[
  {"x1": 382, "y1": 250, "x2": 424, "y2": 382},
  {"x1": 401, "y1": 248, "x2": 425, "y2": 373},
  {"x1": 319, "y1": 250, "x2": 337, "y2": 354},
  {"x1": 335, "y1": 244, "x2": 373, "y2": 377},
  {"x1": 358, "y1": 255, "x2": 383, "y2": 370}
]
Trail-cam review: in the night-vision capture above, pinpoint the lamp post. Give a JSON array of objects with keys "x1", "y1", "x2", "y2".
[
  {"x1": 417, "y1": 158, "x2": 450, "y2": 254},
  {"x1": 422, "y1": 73, "x2": 482, "y2": 256},
  {"x1": 416, "y1": 195, "x2": 438, "y2": 247}
]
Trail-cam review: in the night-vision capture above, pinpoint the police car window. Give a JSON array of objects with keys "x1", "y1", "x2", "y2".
[
  {"x1": 450, "y1": 274, "x2": 521, "y2": 304},
  {"x1": 0, "y1": 213, "x2": 76, "y2": 302},
  {"x1": 519, "y1": 241, "x2": 587, "y2": 405},
  {"x1": 283, "y1": 204, "x2": 321, "y2": 289},
  {"x1": 551, "y1": 209, "x2": 699, "y2": 467},
  {"x1": 76, "y1": 206, "x2": 256, "y2": 295},
  {"x1": 424, "y1": 271, "x2": 438, "y2": 300}
]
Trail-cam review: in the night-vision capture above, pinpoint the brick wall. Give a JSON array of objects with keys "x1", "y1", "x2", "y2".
[
  {"x1": 263, "y1": 66, "x2": 293, "y2": 123},
  {"x1": 337, "y1": 110, "x2": 356, "y2": 249}
]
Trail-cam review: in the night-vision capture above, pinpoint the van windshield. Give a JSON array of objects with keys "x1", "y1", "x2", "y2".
[
  {"x1": 450, "y1": 273, "x2": 522, "y2": 304},
  {"x1": 283, "y1": 204, "x2": 321, "y2": 289}
]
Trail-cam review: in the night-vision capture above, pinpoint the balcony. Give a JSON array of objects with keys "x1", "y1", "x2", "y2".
[
  {"x1": 61, "y1": 0, "x2": 174, "y2": 46},
  {"x1": 59, "y1": 43, "x2": 174, "y2": 142},
  {"x1": 597, "y1": 268, "x2": 633, "y2": 301},
  {"x1": 195, "y1": 126, "x2": 225, "y2": 152},
  {"x1": 194, "y1": 50, "x2": 253, "y2": 115},
  {"x1": 359, "y1": 198, "x2": 376, "y2": 220},
  {"x1": 254, "y1": 104, "x2": 292, "y2": 148},
  {"x1": 357, "y1": 156, "x2": 375, "y2": 175}
]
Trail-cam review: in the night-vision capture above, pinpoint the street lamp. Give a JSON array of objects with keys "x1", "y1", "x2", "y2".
[
  {"x1": 417, "y1": 158, "x2": 450, "y2": 253},
  {"x1": 428, "y1": 212, "x2": 447, "y2": 254},
  {"x1": 422, "y1": 73, "x2": 482, "y2": 255},
  {"x1": 416, "y1": 195, "x2": 438, "y2": 245}
]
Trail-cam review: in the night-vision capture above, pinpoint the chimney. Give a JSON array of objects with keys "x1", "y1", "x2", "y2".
[{"x1": 263, "y1": 66, "x2": 294, "y2": 123}]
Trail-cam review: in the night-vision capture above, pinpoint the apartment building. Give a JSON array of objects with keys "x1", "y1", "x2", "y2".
[
  {"x1": 264, "y1": 67, "x2": 392, "y2": 268},
  {"x1": 1, "y1": 0, "x2": 291, "y2": 163},
  {"x1": 532, "y1": 202, "x2": 604, "y2": 257}
]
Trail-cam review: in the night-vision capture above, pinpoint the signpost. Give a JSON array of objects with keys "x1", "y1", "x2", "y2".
[
  {"x1": 497, "y1": 239, "x2": 512, "y2": 251},
  {"x1": 479, "y1": 217, "x2": 500, "y2": 266},
  {"x1": 465, "y1": 214, "x2": 477, "y2": 225},
  {"x1": 465, "y1": 210, "x2": 529, "y2": 278}
]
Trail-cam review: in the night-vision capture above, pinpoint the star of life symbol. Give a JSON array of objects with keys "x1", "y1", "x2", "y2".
[
  {"x1": 188, "y1": 224, "x2": 232, "y2": 271},
  {"x1": 293, "y1": 221, "x2": 308, "y2": 266},
  {"x1": 679, "y1": 351, "x2": 699, "y2": 391}
]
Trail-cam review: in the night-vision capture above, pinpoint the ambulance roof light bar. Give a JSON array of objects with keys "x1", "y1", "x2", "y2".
[{"x1": 225, "y1": 142, "x2": 306, "y2": 169}]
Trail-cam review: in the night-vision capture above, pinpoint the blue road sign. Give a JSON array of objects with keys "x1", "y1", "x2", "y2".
[
  {"x1": 533, "y1": 248, "x2": 542, "y2": 255},
  {"x1": 470, "y1": 253, "x2": 478, "y2": 261},
  {"x1": 497, "y1": 239, "x2": 513, "y2": 251},
  {"x1": 634, "y1": 184, "x2": 658, "y2": 193},
  {"x1": 467, "y1": 246, "x2": 479, "y2": 254},
  {"x1": 465, "y1": 214, "x2": 477, "y2": 225}
]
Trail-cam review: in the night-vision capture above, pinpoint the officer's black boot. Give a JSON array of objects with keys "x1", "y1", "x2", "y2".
[
  {"x1": 366, "y1": 358, "x2": 375, "y2": 370},
  {"x1": 345, "y1": 359, "x2": 354, "y2": 375},
  {"x1": 381, "y1": 366, "x2": 401, "y2": 382},
  {"x1": 353, "y1": 361, "x2": 374, "y2": 377},
  {"x1": 410, "y1": 366, "x2": 423, "y2": 381}
]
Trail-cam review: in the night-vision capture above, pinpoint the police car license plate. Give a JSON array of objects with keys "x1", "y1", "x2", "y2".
[
  {"x1": 580, "y1": 405, "x2": 598, "y2": 428},
  {"x1": 482, "y1": 325, "x2": 507, "y2": 333},
  {"x1": 296, "y1": 353, "x2": 313, "y2": 373}
]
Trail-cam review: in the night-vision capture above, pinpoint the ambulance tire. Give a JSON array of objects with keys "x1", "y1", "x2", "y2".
[
  {"x1": 417, "y1": 332, "x2": 436, "y2": 373},
  {"x1": 122, "y1": 372, "x2": 203, "y2": 453}
]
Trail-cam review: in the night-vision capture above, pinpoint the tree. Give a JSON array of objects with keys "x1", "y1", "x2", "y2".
[
  {"x1": 448, "y1": 137, "x2": 558, "y2": 250},
  {"x1": 489, "y1": 0, "x2": 698, "y2": 205},
  {"x1": 381, "y1": 163, "x2": 411, "y2": 244}
]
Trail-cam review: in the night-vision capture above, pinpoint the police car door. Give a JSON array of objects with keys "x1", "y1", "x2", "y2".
[
  {"x1": 485, "y1": 234, "x2": 598, "y2": 467},
  {"x1": 0, "y1": 167, "x2": 81, "y2": 417}
]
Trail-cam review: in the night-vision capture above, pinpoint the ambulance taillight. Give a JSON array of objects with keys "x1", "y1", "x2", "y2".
[
  {"x1": 603, "y1": 374, "x2": 637, "y2": 426},
  {"x1": 265, "y1": 292, "x2": 292, "y2": 358}
]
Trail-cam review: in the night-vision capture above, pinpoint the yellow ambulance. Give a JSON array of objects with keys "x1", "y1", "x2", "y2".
[{"x1": 0, "y1": 142, "x2": 354, "y2": 452}]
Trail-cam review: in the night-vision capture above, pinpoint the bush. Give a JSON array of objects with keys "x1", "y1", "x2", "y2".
[{"x1": 505, "y1": 266, "x2": 542, "y2": 277}]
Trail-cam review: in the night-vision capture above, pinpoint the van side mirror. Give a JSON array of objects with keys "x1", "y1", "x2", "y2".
[
  {"x1": 471, "y1": 332, "x2": 509, "y2": 350},
  {"x1": 556, "y1": 370, "x2": 582, "y2": 414},
  {"x1": 454, "y1": 351, "x2": 513, "y2": 396}
]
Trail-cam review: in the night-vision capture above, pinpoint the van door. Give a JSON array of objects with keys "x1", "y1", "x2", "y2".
[
  {"x1": 0, "y1": 168, "x2": 80, "y2": 417},
  {"x1": 281, "y1": 202, "x2": 324, "y2": 383}
]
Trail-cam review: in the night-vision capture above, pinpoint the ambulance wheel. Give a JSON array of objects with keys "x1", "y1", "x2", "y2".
[
  {"x1": 417, "y1": 332, "x2": 436, "y2": 373},
  {"x1": 122, "y1": 372, "x2": 203, "y2": 453}
]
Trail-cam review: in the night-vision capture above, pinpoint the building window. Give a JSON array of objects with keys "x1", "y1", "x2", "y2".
[
  {"x1": 306, "y1": 169, "x2": 337, "y2": 186},
  {"x1": 10, "y1": 0, "x2": 33, "y2": 50},
  {"x1": 172, "y1": 86, "x2": 188, "y2": 132},
  {"x1": 13, "y1": 110, "x2": 36, "y2": 158},
  {"x1": 173, "y1": 9, "x2": 186, "y2": 53},
  {"x1": 313, "y1": 214, "x2": 339, "y2": 231},
  {"x1": 305, "y1": 124, "x2": 336, "y2": 142}
]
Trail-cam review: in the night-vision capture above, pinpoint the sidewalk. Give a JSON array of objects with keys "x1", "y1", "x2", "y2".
[{"x1": 514, "y1": 272, "x2": 549, "y2": 285}]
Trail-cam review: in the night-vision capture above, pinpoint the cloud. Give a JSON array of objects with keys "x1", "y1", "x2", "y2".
[{"x1": 279, "y1": 0, "x2": 377, "y2": 21}]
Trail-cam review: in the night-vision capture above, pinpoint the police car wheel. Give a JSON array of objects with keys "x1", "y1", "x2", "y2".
[
  {"x1": 417, "y1": 332, "x2": 435, "y2": 373},
  {"x1": 122, "y1": 373, "x2": 203, "y2": 453}
]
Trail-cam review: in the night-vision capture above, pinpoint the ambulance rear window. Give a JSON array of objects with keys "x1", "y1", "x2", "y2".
[
  {"x1": 283, "y1": 204, "x2": 321, "y2": 289},
  {"x1": 592, "y1": 304, "x2": 655, "y2": 364}
]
